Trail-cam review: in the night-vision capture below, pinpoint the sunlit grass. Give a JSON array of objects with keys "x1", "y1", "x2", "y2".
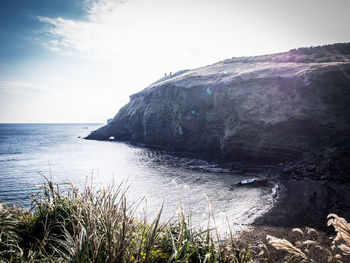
[
  {"x1": 256, "y1": 216, "x2": 350, "y2": 263},
  {"x1": 0, "y1": 178, "x2": 253, "y2": 262},
  {"x1": 2, "y1": 177, "x2": 350, "y2": 262}
]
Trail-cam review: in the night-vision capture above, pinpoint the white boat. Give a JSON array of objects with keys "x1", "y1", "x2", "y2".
[
  {"x1": 237, "y1": 177, "x2": 269, "y2": 186},
  {"x1": 240, "y1": 178, "x2": 256, "y2": 185}
]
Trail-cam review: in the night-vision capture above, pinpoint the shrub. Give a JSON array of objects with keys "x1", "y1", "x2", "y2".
[{"x1": 0, "y1": 178, "x2": 253, "y2": 262}]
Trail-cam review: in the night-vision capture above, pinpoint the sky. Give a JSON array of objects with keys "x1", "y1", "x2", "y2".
[{"x1": 0, "y1": 0, "x2": 349, "y2": 123}]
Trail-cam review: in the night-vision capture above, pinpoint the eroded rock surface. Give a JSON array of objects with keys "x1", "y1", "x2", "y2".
[{"x1": 87, "y1": 43, "x2": 350, "y2": 180}]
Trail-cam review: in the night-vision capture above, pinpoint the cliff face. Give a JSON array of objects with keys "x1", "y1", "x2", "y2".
[{"x1": 87, "y1": 43, "x2": 350, "y2": 177}]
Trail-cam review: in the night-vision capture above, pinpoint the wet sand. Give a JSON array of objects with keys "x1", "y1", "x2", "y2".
[
  {"x1": 236, "y1": 179, "x2": 350, "y2": 262},
  {"x1": 254, "y1": 179, "x2": 350, "y2": 230}
]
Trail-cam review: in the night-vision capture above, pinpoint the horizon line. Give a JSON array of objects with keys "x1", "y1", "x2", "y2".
[{"x1": 0, "y1": 122, "x2": 104, "y2": 124}]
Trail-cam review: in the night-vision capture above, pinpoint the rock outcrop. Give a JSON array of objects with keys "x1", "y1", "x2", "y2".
[{"x1": 86, "y1": 43, "x2": 350, "y2": 180}]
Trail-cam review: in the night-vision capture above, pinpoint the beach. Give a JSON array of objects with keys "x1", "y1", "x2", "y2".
[{"x1": 237, "y1": 178, "x2": 350, "y2": 261}]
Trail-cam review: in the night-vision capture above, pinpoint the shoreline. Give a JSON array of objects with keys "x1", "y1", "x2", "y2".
[
  {"x1": 235, "y1": 178, "x2": 350, "y2": 262},
  {"x1": 237, "y1": 178, "x2": 350, "y2": 244},
  {"x1": 84, "y1": 139, "x2": 350, "y2": 232},
  {"x1": 254, "y1": 179, "x2": 350, "y2": 230}
]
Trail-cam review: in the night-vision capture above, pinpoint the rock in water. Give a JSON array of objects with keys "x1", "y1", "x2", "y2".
[{"x1": 86, "y1": 43, "x2": 350, "y2": 176}]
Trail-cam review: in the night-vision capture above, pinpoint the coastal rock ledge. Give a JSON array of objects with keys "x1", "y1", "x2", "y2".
[{"x1": 87, "y1": 43, "x2": 350, "y2": 180}]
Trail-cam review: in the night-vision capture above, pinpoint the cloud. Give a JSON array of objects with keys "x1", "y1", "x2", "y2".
[
  {"x1": 34, "y1": 0, "x2": 350, "y2": 66},
  {"x1": 0, "y1": 81, "x2": 51, "y2": 94},
  {"x1": 37, "y1": 0, "x2": 134, "y2": 61},
  {"x1": 36, "y1": 0, "x2": 222, "y2": 65},
  {"x1": 85, "y1": 0, "x2": 129, "y2": 20}
]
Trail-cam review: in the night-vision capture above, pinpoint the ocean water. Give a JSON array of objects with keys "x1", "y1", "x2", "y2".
[{"x1": 0, "y1": 123, "x2": 276, "y2": 232}]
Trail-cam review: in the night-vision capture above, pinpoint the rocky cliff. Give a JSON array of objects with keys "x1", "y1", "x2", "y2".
[{"x1": 87, "y1": 43, "x2": 350, "y2": 180}]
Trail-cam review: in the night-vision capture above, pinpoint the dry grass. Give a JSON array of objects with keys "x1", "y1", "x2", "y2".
[
  {"x1": 253, "y1": 215, "x2": 350, "y2": 263},
  {"x1": 0, "y1": 178, "x2": 254, "y2": 263},
  {"x1": 1, "y1": 176, "x2": 350, "y2": 263}
]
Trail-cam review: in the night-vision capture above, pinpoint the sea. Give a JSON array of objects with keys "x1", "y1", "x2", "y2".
[{"x1": 0, "y1": 123, "x2": 277, "y2": 233}]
